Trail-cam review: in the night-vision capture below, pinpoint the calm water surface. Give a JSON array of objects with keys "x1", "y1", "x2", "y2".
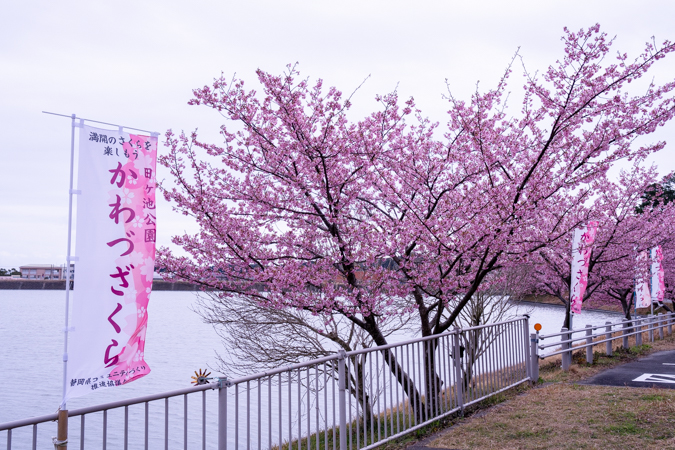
[
  {"x1": 0, "y1": 290, "x2": 225, "y2": 424},
  {"x1": 0, "y1": 291, "x2": 622, "y2": 448},
  {"x1": 514, "y1": 301, "x2": 623, "y2": 336},
  {"x1": 1, "y1": 290, "x2": 226, "y2": 449}
]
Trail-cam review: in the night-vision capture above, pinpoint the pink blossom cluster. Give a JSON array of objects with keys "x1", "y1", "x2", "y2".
[
  {"x1": 532, "y1": 166, "x2": 675, "y2": 320},
  {"x1": 159, "y1": 25, "x2": 675, "y2": 342}
]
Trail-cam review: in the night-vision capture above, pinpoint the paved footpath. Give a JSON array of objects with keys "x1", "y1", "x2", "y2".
[{"x1": 581, "y1": 350, "x2": 675, "y2": 389}]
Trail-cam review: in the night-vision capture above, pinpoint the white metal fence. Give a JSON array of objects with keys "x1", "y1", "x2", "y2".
[
  {"x1": 1, "y1": 317, "x2": 532, "y2": 450},
  {"x1": 531, "y1": 312, "x2": 675, "y2": 379}
]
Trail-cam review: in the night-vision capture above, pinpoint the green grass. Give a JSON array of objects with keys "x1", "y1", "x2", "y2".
[
  {"x1": 641, "y1": 394, "x2": 666, "y2": 401},
  {"x1": 270, "y1": 395, "x2": 459, "y2": 450},
  {"x1": 432, "y1": 384, "x2": 675, "y2": 449},
  {"x1": 271, "y1": 375, "x2": 532, "y2": 450},
  {"x1": 604, "y1": 423, "x2": 640, "y2": 435}
]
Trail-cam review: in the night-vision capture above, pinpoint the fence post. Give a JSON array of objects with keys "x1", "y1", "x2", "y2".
[
  {"x1": 530, "y1": 333, "x2": 539, "y2": 383},
  {"x1": 218, "y1": 379, "x2": 229, "y2": 450},
  {"x1": 668, "y1": 312, "x2": 673, "y2": 335},
  {"x1": 636, "y1": 318, "x2": 642, "y2": 347},
  {"x1": 338, "y1": 349, "x2": 347, "y2": 450},
  {"x1": 561, "y1": 327, "x2": 570, "y2": 371},
  {"x1": 523, "y1": 316, "x2": 532, "y2": 381},
  {"x1": 659, "y1": 313, "x2": 665, "y2": 340},
  {"x1": 452, "y1": 328, "x2": 464, "y2": 413},
  {"x1": 53, "y1": 409, "x2": 68, "y2": 449},
  {"x1": 622, "y1": 320, "x2": 629, "y2": 349},
  {"x1": 585, "y1": 325, "x2": 593, "y2": 364},
  {"x1": 649, "y1": 315, "x2": 655, "y2": 342},
  {"x1": 605, "y1": 322, "x2": 613, "y2": 356}
]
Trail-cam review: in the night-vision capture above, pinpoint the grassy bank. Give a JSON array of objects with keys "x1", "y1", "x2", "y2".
[
  {"x1": 431, "y1": 383, "x2": 675, "y2": 449},
  {"x1": 269, "y1": 329, "x2": 675, "y2": 449},
  {"x1": 426, "y1": 332, "x2": 675, "y2": 450}
]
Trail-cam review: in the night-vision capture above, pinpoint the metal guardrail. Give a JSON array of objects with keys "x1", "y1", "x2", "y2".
[
  {"x1": 1, "y1": 317, "x2": 532, "y2": 450},
  {"x1": 1, "y1": 383, "x2": 217, "y2": 450},
  {"x1": 529, "y1": 311, "x2": 675, "y2": 377}
]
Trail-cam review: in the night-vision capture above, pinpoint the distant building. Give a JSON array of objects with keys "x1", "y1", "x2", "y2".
[{"x1": 19, "y1": 264, "x2": 75, "y2": 280}]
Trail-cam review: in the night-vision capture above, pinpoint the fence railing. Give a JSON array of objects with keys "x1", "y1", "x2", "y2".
[
  {"x1": 530, "y1": 311, "x2": 675, "y2": 379},
  {"x1": 1, "y1": 316, "x2": 532, "y2": 450}
]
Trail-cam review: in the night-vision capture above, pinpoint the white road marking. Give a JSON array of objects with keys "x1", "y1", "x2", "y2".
[
  {"x1": 663, "y1": 363, "x2": 675, "y2": 366},
  {"x1": 632, "y1": 373, "x2": 675, "y2": 384}
]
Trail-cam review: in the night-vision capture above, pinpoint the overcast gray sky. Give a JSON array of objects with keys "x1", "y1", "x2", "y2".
[{"x1": 1, "y1": 0, "x2": 674, "y2": 269}]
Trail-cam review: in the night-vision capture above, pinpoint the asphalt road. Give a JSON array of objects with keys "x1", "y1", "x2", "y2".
[{"x1": 581, "y1": 350, "x2": 675, "y2": 389}]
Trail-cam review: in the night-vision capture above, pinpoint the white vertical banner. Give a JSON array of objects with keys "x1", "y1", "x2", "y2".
[
  {"x1": 635, "y1": 250, "x2": 651, "y2": 309},
  {"x1": 651, "y1": 245, "x2": 665, "y2": 304},
  {"x1": 66, "y1": 124, "x2": 158, "y2": 401},
  {"x1": 570, "y1": 221, "x2": 598, "y2": 315}
]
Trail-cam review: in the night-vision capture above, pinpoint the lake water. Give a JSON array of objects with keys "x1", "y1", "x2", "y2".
[{"x1": 0, "y1": 291, "x2": 622, "y2": 448}]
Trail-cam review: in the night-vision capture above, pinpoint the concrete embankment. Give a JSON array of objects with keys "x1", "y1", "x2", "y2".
[{"x1": 0, "y1": 279, "x2": 199, "y2": 291}]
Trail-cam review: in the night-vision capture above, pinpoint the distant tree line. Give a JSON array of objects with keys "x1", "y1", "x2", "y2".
[{"x1": 0, "y1": 268, "x2": 20, "y2": 276}]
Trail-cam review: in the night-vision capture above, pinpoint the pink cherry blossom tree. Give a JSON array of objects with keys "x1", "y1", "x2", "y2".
[
  {"x1": 159, "y1": 25, "x2": 675, "y2": 416},
  {"x1": 531, "y1": 167, "x2": 675, "y2": 326}
]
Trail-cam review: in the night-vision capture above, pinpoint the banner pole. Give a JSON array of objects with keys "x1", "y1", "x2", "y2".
[
  {"x1": 568, "y1": 228, "x2": 575, "y2": 329},
  {"x1": 60, "y1": 114, "x2": 77, "y2": 411},
  {"x1": 650, "y1": 248, "x2": 655, "y2": 317},
  {"x1": 633, "y1": 290, "x2": 636, "y2": 319}
]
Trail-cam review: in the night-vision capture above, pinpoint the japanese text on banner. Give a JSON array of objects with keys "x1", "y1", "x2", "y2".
[{"x1": 66, "y1": 124, "x2": 157, "y2": 401}]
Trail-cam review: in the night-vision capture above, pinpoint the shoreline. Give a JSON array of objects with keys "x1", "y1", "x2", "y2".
[
  {"x1": 520, "y1": 294, "x2": 673, "y2": 317},
  {"x1": 0, "y1": 279, "x2": 199, "y2": 291},
  {"x1": 517, "y1": 299, "x2": 625, "y2": 315}
]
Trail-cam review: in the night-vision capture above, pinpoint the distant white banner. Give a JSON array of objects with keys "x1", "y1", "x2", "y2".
[
  {"x1": 651, "y1": 245, "x2": 665, "y2": 304},
  {"x1": 66, "y1": 124, "x2": 157, "y2": 401},
  {"x1": 569, "y1": 221, "x2": 598, "y2": 315},
  {"x1": 635, "y1": 250, "x2": 651, "y2": 309}
]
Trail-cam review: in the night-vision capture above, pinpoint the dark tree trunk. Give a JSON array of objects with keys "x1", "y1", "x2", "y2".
[
  {"x1": 358, "y1": 314, "x2": 427, "y2": 423},
  {"x1": 618, "y1": 291, "x2": 633, "y2": 321},
  {"x1": 563, "y1": 298, "x2": 572, "y2": 330}
]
